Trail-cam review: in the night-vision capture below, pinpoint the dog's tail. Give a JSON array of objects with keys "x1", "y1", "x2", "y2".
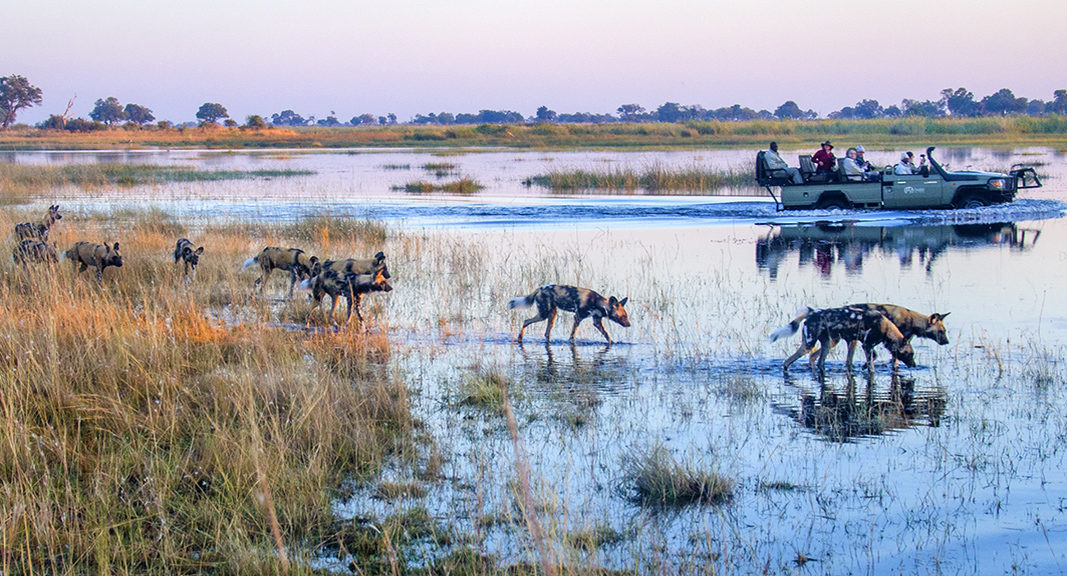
[
  {"x1": 507, "y1": 293, "x2": 536, "y2": 310},
  {"x1": 297, "y1": 278, "x2": 314, "y2": 293},
  {"x1": 241, "y1": 256, "x2": 258, "y2": 271},
  {"x1": 770, "y1": 306, "x2": 811, "y2": 342}
]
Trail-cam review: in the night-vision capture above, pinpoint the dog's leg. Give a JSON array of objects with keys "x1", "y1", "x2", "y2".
[
  {"x1": 816, "y1": 337, "x2": 831, "y2": 375},
  {"x1": 592, "y1": 316, "x2": 612, "y2": 344},
  {"x1": 305, "y1": 291, "x2": 323, "y2": 328},
  {"x1": 353, "y1": 293, "x2": 365, "y2": 325},
  {"x1": 783, "y1": 342, "x2": 811, "y2": 372},
  {"x1": 518, "y1": 315, "x2": 540, "y2": 343},
  {"x1": 544, "y1": 308, "x2": 558, "y2": 342},
  {"x1": 287, "y1": 270, "x2": 298, "y2": 300},
  {"x1": 845, "y1": 340, "x2": 859, "y2": 372},
  {"x1": 328, "y1": 294, "x2": 339, "y2": 327}
]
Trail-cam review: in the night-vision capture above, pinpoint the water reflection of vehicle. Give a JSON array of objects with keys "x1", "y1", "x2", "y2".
[
  {"x1": 774, "y1": 374, "x2": 947, "y2": 441},
  {"x1": 756, "y1": 221, "x2": 1041, "y2": 278}
]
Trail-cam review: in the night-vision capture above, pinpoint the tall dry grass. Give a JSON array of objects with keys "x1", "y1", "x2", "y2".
[{"x1": 0, "y1": 209, "x2": 408, "y2": 574}]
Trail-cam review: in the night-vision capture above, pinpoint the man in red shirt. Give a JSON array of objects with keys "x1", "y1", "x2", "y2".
[{"x1": 812, "y1": 141, "x2": 836, "y2": 172}]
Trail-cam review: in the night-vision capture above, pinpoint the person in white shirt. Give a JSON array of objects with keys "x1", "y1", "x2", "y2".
[
  {"x1": 841, "y1": 148, "x2": 865, "y2": 181},
  {"x1": 895, "y1": 152, "x2": 916, "y2": 174},
  {"x1": 763, "y1": 142, "x2": 804, "y2": 184}
]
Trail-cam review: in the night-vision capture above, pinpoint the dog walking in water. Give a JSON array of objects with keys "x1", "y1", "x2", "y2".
[
  {"x1": 508, "y1": 284, "x2": 630, "y2": 344},
  {"x1": 804, "y1": 303, "x2": 949, "y2": 370},
  {"x1": 770, "y1": 306, "x2": 916, "y2": 374}
]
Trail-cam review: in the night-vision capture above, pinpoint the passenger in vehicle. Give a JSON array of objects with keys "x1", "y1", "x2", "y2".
[
  {"x1": 855, "y1": 144, "x2": 871, "y2": 170},
  {"x1": 917, "y1": 152, "x2": 930, "y2": 177},
  {"x1": 853, "y1": 144, "x2": 881, "y2": 181},
  {"x1": 812, "y1": 141, "x2": 836, "y2": 173},
  {"x1": 763, "y1": 142, "x2": 804, "y2": 184},
  {"x1": 842, "y1": 148, "x2": 865, "y2": 181},
  {"x1": 895, "y1": 152, "x2": 916, "y2": 174}
]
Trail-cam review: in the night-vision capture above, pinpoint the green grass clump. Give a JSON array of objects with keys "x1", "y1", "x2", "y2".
[
  {"x1": 564, "y1": 523, "x2": 626, "y2": 550},
  {"x1": 456, "y1": 370, "x2": 510, "y2": 413},
  {"x1": 393, "y1": 177, "x2": 484, "y2": 195},
  {"x1": 525, "y1": 164, "x2": 754, "y2": 195},
  {"x1": 623, "y1": 445, "x2": 734, "y2": 507}
]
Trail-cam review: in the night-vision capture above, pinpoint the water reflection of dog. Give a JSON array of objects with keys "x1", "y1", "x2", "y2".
[
  {"x1": 782, "y1": 373, "x2": 947, "y2": 441},
  {"x1": 757, "y1": 222, "x2": 1041, "y2": 279},
  {"x1": 517, "y1": 341, "x2": 613, "y2": 428}
]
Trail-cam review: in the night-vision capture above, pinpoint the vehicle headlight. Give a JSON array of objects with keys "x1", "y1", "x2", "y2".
[{"x1": 988, "y1": 178, "x2": 1006, "y2": 189}]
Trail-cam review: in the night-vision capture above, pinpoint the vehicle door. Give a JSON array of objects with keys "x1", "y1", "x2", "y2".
[{"x1": 881, "y1": 173, "x2": 944, "y2": 209}]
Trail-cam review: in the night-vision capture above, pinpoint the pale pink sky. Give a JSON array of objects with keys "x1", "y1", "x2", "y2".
[{"x1": 5, "y1": 0, "x2": 1066, "y2": 124}]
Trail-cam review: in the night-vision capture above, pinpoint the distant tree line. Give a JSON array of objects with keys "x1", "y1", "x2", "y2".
[{"x1": 3, "y1": 73, "x2": 1067, "y2": 131}]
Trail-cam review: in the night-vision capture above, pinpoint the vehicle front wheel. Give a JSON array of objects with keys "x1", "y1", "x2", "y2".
[
  {"x1": 955, "y1": 193, "x2": 988, "y2": 209},
  {"x1": 816, "y1": 197, "x2": 850, "y2": 210}
]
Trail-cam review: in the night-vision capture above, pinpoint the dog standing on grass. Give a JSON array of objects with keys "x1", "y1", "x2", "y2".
[
  {"x1": 14, "y1": 205, "x2": 62, "y2": 242},
  {"x1": 298, "y1": 268, "x2": 393, "y2": 328},
  {"x1": 770, "y1": 306, "x2": 916, "y2": 374},
  {"x1": 13, "y1": 240, "x2": 59, "y2": 265},
  {"x1": 508, "y1": 284, "x2": 630, "y2": 344},
  {"x1": 173, "y1": 238, "x2": 204, "y2": 281},
  {"x1": 62, "y1": 242, "x2": 123, "y2": 282},
  {"x1": 242, "y1": 247, "x2": 319, "y2": 298},
  {"x1": 311, "y1": 251, "x2": 389, "y2": 280}
]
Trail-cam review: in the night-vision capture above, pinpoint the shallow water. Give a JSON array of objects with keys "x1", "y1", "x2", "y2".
[{"x1": 7, "y1": 146, "x2": 1067, "y2": 574}]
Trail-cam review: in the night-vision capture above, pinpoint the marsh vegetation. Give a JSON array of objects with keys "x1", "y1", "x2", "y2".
[{"x1": 0, "y1": 148, "x2": 1064, "y2": 574}]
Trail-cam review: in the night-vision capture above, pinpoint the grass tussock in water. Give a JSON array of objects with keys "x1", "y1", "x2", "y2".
[
  {"x1": 456, "y1": 370, "x2": 510, "y2": 413},
  {"x1": 0, "y1": 208, "x2": 407, "y2": 574},
  {"x1": 623, "y1": 444, "x2": 734, "y2": 507},
  {"x1": 393, "y1": 177, "x2": 484, "y2": 195},
  {"x1": 524, "y1": 163, "x2": 754, "y2": 195}
]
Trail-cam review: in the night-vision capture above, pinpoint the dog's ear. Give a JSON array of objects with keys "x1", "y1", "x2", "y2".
[
  {"x1": 113, "y1": 242, "x2": 120, "y2": 250},
  {"x1": 619, "y1": 297, "x2": 628, "y2": 307},
  {"x1": 182, "y1": 246, "x2": 192, "y2": 256},
  {"x1": 310, "y1": 256, "x2": 319, "y2": 264},
  {"x1": 195, "y1": 247, "x2": 204, "y2": 255},
  {"x1": 609, "y1": 296, "x2": 617, "y2": 306},
  {"x1": 931, "y1": 312, "x2": 950, "y2": 321},
  {"x1": 375, "y1": 251, "x2": 385, "y2": 262}
]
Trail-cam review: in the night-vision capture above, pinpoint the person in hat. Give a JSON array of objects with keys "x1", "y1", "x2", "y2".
[
  {"x1": 855, "y1": 144, "x2": 871, "y2": 171},
  {"x1": 894, "y1": 152, "x2": 916, "y2": 174},
  {"x1": 763, "y1": 142, "x2": 804, "y2": 184},
  {"x1": 812, "y1": 141, "x2": 836, "y2": 173}
]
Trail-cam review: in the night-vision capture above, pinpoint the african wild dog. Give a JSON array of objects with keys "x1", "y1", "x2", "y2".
[
  {"x1": 807, "y1": 303, "x2": 950, "y2": 369},
  {"x1": 770, "y1": 306, "x2": 916, "y2": 374},
  {"x1": 241, "y1": 247, "x2": 319, "y2": 298},
  {"x1": 62, "y1": 241, "x2": 123, "y2": 282},
  {"x1": 508, "y1": 284, "x2": 630, "y2": 344},
  {"x1": 298, "y1": 268, "x2": 393, "y2": 328},
  {"x1": 173, "y1": 238, "x2": 204, "y2": 280},
  {"x1": 311, "y1": 251, "x2": 390, "y2": 280},
  {"x1": 14, "y1": 205, "x2": 62, "y2": 242},
  {"x1": 12, "y1": 240, "x2": 59, "y2": 265}
]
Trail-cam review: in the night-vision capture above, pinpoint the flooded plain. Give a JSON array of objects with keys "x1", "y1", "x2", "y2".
[{"x1": 4, "y1": 145, "x2": 1067, "y2": 574}]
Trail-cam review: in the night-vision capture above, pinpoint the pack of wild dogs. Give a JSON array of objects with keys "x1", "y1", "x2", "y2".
[{"x1": 9, "y1": 204, "x2": 950, "y2": 374}]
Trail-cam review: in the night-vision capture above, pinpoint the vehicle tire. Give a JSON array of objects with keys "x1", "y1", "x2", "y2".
[
  {"x1": 955, "y1": 193, "x2": 988, "y2": 209},
  {"x1": 816, "y1": 196, "x2": 850, "y2": 210}
]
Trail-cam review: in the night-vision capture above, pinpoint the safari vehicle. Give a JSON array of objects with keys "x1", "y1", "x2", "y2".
[{"x1": 756, "y1": 146, "x2": 1042, "y2": 210}]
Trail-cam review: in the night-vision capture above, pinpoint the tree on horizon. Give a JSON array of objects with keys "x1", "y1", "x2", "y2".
[{"x1": 0, "y1": 74, "x2": 43, "y2": 129}]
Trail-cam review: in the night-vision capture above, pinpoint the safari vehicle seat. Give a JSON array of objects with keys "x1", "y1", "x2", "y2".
[
  {"x1": 756, "y1": 151, "x2": 793, "y2": 186},
  {"x1": 798, "y1": 155, "x2": 830, "y2": 183}
]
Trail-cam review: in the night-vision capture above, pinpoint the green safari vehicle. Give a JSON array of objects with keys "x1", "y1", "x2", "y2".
[{"x1": 756, "y1": 146, "x2": 1042, "y2": 210}]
